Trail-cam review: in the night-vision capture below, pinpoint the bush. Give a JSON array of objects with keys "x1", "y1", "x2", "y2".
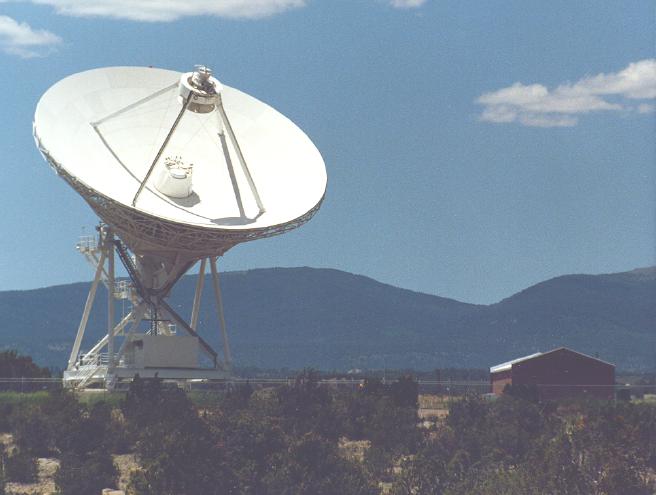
[
  {"x1": 0, "y1": 445, "x2": 6, "y2": 495},
  {"x1": 389, "y1": 375, "x2": 419, "y2": 408},
  {"x1": 130, "y1": 418, "x2": 233, "y2": 495},
  {"x1": 276, "y1": 370, "x2": 342, "y2": 439},
  {"x1": 55, "y1": 451, "x2": 118, "y2": 495},
  {"x1": 13, "y1": 406, "x2": 52, "y2": 456},
  {"x1": 365, "y1": 398, "x2": 421, "y2": 454},
  {"x1": 122, "y1": 375, "x2": 196, "y2": 428},
  {"x1": 123, "y1": 376, "x2": 234, "y2": 495},
  {"x1": 88, "y1": 401, "x2": 131, "y2": 455},
  {"x1": 4, "y1": 448, "x2": 37, "y2": 483},
  {"x1": 0, "y1": 351, "x2": 51, "y2": 390},
  {"x1": 41, "y1": 389, "x2": 84, "y2": 454},
  {"x1": 0, "y1": 404, "x2": 13, "y2": 433},
  {"x1": 503, "y1": 383, "x2": 540, "y2": 403},
  {"x1": 126, "y1": 469, "x2": 150, "y2": 495},
  {"x1": 264, "y1": 433, "x2": 378, "y2": 495}
]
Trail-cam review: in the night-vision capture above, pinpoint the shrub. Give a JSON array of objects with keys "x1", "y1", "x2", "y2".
[
  {"x1": 131, "y1": 418, "x2": 233, "y2": 495},
  {"x1": 389, "y1": 375, "x2": 419, "y2": 408},
  {"x1": 12, "y1": 406, "x2": 52, "y2": 456},
  {"x1": 123, "y1": 376, "x2": 234, "y2": 495},
  {"x1": 264, "y1": 432, "x2": 378, "y2": 495},
  {"x1": 55, "y1": 451, "x2": 118, "y2": 495},
  {"x1": 365, "y1": 398, "x2": 421, "y2": 454},
  {"x1": 0, "y1": 351, "x2": 51, "y2": 385},
  {"x1": 40, "y1": 389, "x2": 84, "y2": 454},
  {"x1": 4, "y1": 448, "x2": 37, "y2": 483},
  {"x1": 0, "y1": 445, "x2": 6, "y2": 495},
  {"x1": 126, "y1": 469, "x2": 150, "y2": 495},
  {"x1": 0, "y1": 404, "x2": 13, "y2": 432}
]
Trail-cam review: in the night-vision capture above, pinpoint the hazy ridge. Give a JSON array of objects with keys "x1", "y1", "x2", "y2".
[{"x1": 0, "y1": 267, "x2": 654, "y2": 371}]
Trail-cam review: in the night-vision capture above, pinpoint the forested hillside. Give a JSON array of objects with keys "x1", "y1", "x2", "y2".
[{"x1": 0, "y1": 267, "x2": 654, "y2": 370}]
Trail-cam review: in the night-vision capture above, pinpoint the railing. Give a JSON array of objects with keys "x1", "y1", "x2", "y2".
[
  {"x1": 76, "y1": 235, "x2": 98, "y2": 253},
  {"x1": 0, "y1": 377, "x2": 653, "y2": 398},
  {"x1": 78, "y1": 352, "x2": 110, "y2": 367},
  {"x1": 114, "y1": 280, "x2": 132, "y2": 300},
  {"x1": 75, "y1": 365, "x2": 103, "y2": 387}
]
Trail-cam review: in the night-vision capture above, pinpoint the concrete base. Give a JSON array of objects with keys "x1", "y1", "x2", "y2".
[{"x1": 64, "y1": 365, "x2": 230, "y2": 389}]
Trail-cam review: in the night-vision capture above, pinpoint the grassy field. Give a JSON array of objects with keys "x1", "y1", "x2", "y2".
[
  {"x1": 0, "y1": 389, "x2": 125, "y2": 408},
  {"x1": 0, "y1": 391, "x2": 51, "y2": 407}
]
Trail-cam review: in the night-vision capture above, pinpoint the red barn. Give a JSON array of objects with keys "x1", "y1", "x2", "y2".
[{"x1": 490, "y1": 347, "x2": 615, "y2": 400}]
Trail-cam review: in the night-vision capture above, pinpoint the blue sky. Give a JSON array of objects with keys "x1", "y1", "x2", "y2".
[{"x1": 0, "y1": 0, "x2": 654, "y2": 303}]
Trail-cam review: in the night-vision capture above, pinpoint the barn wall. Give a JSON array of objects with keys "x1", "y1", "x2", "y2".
[
  {"x1": 491, "y1": 369, "x2": 512, "y2": 395},
  {"x1": 512, "y1": 349, "x2": 614, "y2": 400}
]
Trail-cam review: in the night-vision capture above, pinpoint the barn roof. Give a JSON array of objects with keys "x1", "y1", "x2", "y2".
[
  {"x1": 490, "y1": 347, "x2": 614, "y2": 374},
  {"x1": 490, "y1": 352, "x2": 542, "y2": 373}
]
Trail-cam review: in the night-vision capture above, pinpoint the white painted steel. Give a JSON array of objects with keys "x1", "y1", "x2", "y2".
[
  {"x1": 107, "y1": 230, "x2": 115, "y2": 371},
  {"x1": 34, "y1": 66, "x2": 327, "y2": 260},
  {"x1": 85, "y1": 312, "x2": 134, "y2": 358},
  {"x1": 210, "y1": 257, "x2": 231, "y2": 366},
  {"x1": 68, "y1": 249, "x2": 106, "y2": 368},
  {"x1": 489, "y1": 352, "x2": 543, "y2": 373},
  {"x1": 190, "y1": 258, "x2": 206, "y2": 331}
]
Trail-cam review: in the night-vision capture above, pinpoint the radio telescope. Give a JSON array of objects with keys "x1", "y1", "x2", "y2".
[{"x1": 34, "y1": 66, "x2": 327, "y2": 389}]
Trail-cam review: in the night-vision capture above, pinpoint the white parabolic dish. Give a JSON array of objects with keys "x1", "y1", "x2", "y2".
[{"x1": 34, "y1": 66, "x2": 327, "y2": 260}]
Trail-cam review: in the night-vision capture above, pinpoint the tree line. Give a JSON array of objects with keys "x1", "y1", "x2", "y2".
[{"x1": 0, "y1": 352, "x2": 653, "y2": 494}]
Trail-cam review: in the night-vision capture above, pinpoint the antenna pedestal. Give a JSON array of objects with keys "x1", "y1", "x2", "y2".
[{"x1": 63, "y1": 226, "x2": 232, "y2": 390}]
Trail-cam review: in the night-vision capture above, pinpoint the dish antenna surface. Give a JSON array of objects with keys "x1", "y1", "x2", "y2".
[{"x1": 34, "y1": 66, "x2": 326, "y2": 388}]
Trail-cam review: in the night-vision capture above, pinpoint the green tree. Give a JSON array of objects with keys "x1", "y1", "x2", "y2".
[
  {"x1": 128, "y1": 418, "x2": 234, "y2": 495},
  {"x1": 571, "y1": 401, "x2": 653, "y2": 494},
  {"x1": 0, "y1": 404, "x2": 13, "y2": 433},
  {"x1": 263, "y1": 432, "x2": 377, "y2": 495},
  {"x1": 0, "y1": 445, "x2": 5, "y2": 495},
  {"x1": 365, "y1": 397, "x2": 420, "y2": 454},
  {"x1": 276, "y1": 369, "x2": 342, "y2": 440},
  {"x1": 502, "y1": 383, "x2": 540, "y2": 403},
  {"x1": 40, "y1": 388, "x2": 85, "y2": 455},
  {"x1": 209, "y1": 409, "x2": 286, "y2": 495},
  {"x1": 13, "y1": 406, "x2": 51, "y2": 456},
  {"x1": 55, "y1": 451, "x2": 118, "y2": 495},
  {"x1": 123, "y1": 376, "x2": 235, "y2": 495},
  {"x1": 4, "y1": 448, "x2": 37, "y2": 484},
  {"x1": 389, "y1": 375, "x2": 419, "y2": 408},
  {"x1": 122, "y1": 375, "x2": 197, "y2": 428},
  {"x1": 0, "y1": 351, "x2": 50, "y2": 380}
]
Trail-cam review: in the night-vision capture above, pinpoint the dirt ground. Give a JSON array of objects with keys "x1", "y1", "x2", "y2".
[
  {"x1": 338, "y1": 438, "x2": 371, "y2": 462},
  {"x1": 5, "y1": 457, "x2": 59, "y2": 495},
  {"x1": 1, "y1": 433, "x2": 134, "y2": 495},
  {"x1": 418, "y1": 394, "x2": 450, "y2": 423},
  {"x1": 113, "y1": 453, "x2": 138, "y2": 492}
]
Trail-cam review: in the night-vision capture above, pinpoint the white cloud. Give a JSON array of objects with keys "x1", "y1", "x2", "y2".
[
  {"x1": 3, "y1": 0, "x2": 424, "y2": 24},
  {"x1": 389, "y1": 0, "x2": 427, "y2": 8},
  {"x1": 0, "y1": 15, "x2": 61, "y2": 57},
  {"x1": 476, "y1": 59, "x2": 656, "y2": 127},
  {"x1": 27, "y1": 0, "x2": 307, "y2": 21},
  {"x1": 519, "y1": 114, "x2": 578, "y2": 128}
]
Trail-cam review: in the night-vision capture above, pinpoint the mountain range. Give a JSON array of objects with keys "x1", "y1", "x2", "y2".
[{"x1": 0, "y1": 266, "x2": 654, "y2": 371}]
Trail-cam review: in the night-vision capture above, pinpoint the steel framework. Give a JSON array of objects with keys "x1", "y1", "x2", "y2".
[{"x1": 62, "y1": 225, "x2": 232, "y2": 389}]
